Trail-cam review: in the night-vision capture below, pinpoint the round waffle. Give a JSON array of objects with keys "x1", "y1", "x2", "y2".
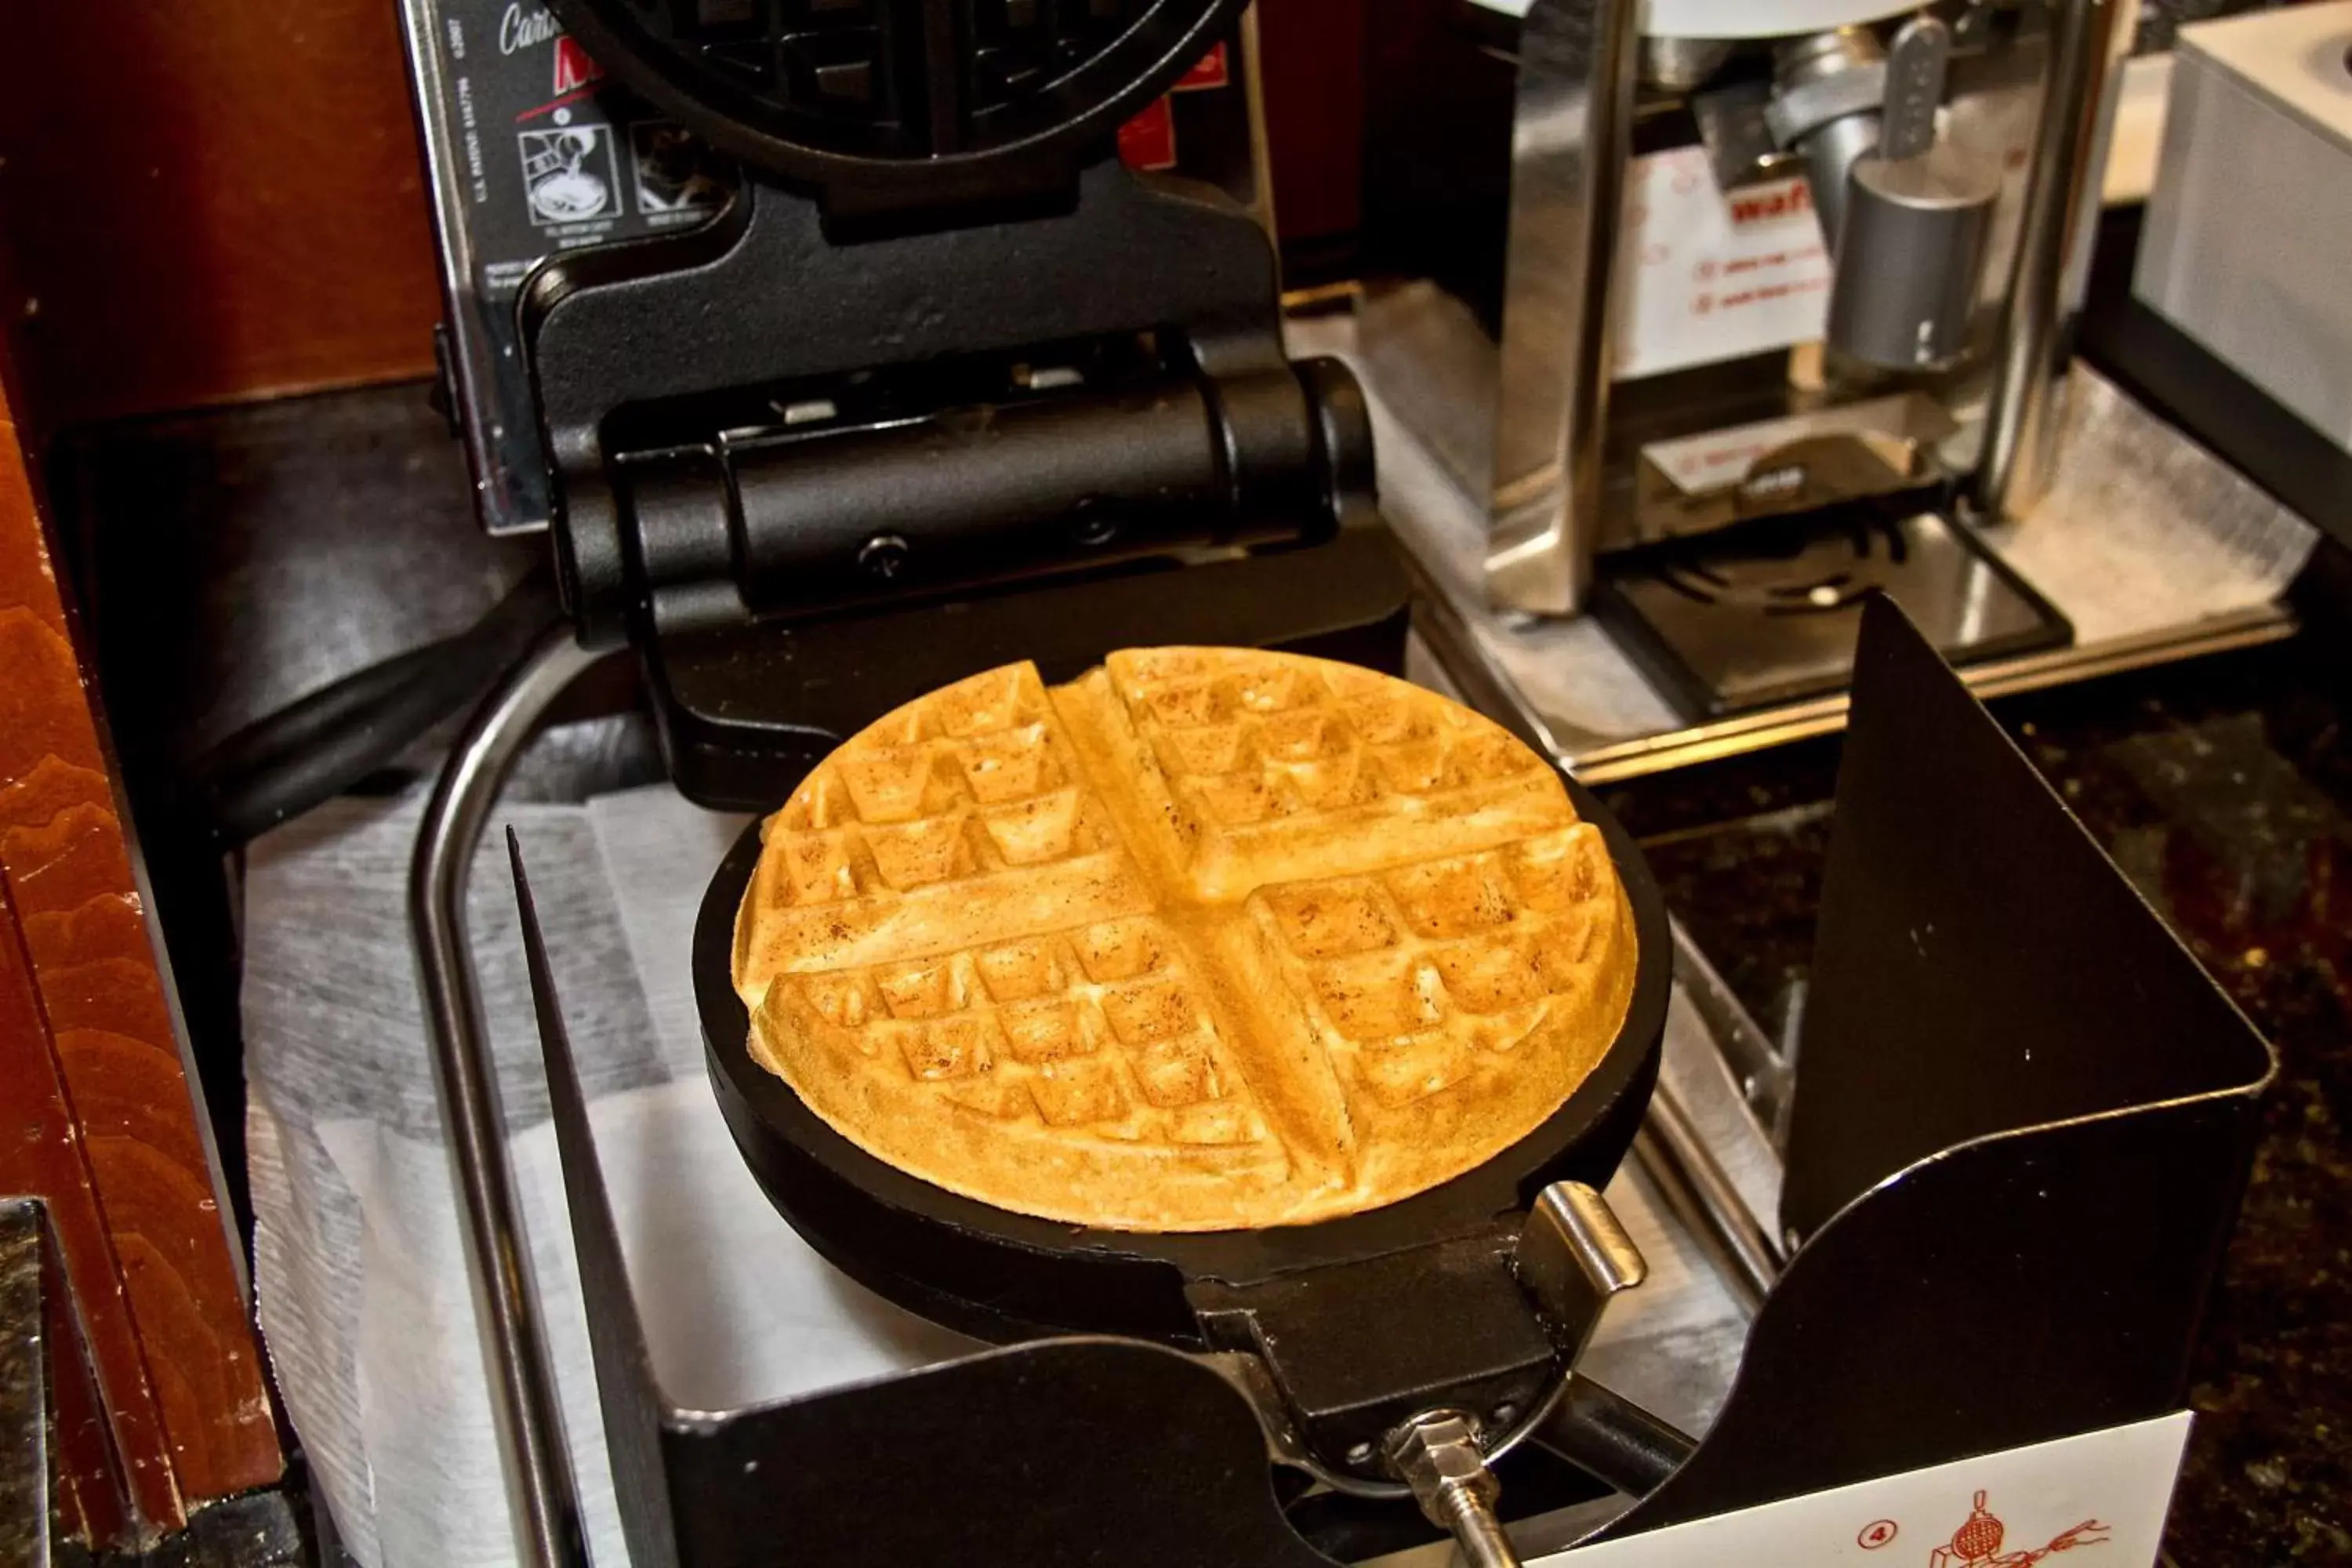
[{"x1": 731, "y1": 648, "x2": 1639, "y2": 1232}]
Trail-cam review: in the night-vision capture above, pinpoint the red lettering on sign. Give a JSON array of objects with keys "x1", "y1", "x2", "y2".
[
  {"x1": 552, "y1": 34, "x2": 602, "y2": 96},
  {"x1": 1729, "y1": 180, "x2": 1813, "y2": 227}
]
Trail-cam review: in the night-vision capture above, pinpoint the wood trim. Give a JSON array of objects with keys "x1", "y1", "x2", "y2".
[
  {"x1": 0, "y1": 2, "x2": 441, "y2": 423},
  {"x1": 0, "y1": 877, "x2": 138, "y2": 1548},
  {"x1": 0, "y1": 407, "x2": 280, "y2": 1528},
  {"x1": 1258, "y1": 0, "x2": 1368, "y2": 247}
]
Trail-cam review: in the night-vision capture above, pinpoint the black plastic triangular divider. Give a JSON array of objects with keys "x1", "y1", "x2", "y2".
[{"x1": 1600, "y1": 595, "x2": 2274, "y2": 1537}]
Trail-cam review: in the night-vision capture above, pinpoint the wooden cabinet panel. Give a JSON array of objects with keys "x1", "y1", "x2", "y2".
[
  {"x1": 1258, "y1": 0, "x2": 1369, "y2": 252},
  {"x1": 0, "y1": 3, "x2": 441, "y2": 423},
  {"x1": 0, "y1": 403, "x2": 279, "y2": 1530},
  {"x1": 0, "y1": 876, "x2": 136, "y2": 1548}
]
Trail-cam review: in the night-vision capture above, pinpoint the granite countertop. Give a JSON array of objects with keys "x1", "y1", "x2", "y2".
[{"x1": 1599, "y1": 632, "x2": 2352, "y2": 1565}]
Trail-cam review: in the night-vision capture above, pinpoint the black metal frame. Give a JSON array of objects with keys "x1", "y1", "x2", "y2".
[
  {"x1": 510, "y1": 600, "x2": 2272, "y2": 1566},
  {"x1": 1598, "y1": 596, "x2": 2274, "y2": 1534},
  {"x1": 518, "y1": 155, "x2": 1412, "y2": 808},
  {"x1": 521, "y1": 159, "x2": 1351, "y2": 639},
  {"x1": 514, "y1": 0, "x2": 1414, "y2": 811},
  {"x1": 1589, "y1": 498, "x2": 2074, "y2": 720}
]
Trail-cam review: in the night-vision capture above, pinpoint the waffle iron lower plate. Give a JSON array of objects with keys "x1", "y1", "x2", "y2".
[{"x1": 695, "y1": 766, "x2": 1671, "y2": 1345}]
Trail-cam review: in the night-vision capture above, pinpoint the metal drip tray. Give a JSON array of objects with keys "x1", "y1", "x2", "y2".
[{"x1": 1592, "y1": 507, "x2": 2068, "y2": 717}]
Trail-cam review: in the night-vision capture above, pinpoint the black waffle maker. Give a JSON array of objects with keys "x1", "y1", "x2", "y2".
[
  {"x1": 506, "y1": 0, "x2": 1676, "y2": 1551},
  {"x1": 522, "y1": 0, "x2": 1412, "y2": 808}
]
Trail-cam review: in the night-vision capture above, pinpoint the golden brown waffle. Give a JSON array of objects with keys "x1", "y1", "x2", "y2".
[{"x1": 732, "y1": 648, "x2": 1638, "y2": 1231}]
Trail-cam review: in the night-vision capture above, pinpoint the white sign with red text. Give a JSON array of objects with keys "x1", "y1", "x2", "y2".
[
  {"x1": 1612, "y1": 144, "x2": 1833, "y2": 383},
  {"x1": 1541, "y1": 1412, "x2": 2194, "y2": 1566}
]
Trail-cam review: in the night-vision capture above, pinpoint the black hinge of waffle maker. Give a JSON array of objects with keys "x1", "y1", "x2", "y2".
[{"x1": 518, "y1": 0, "x2": 1408, "y2": 811}]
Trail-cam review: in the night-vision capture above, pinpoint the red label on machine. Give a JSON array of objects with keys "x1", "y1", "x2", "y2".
[
  {"x1": 1174, "y1": 42, "x2": 1229, "y2": 92},
  {"x1": 551, "y1": 34, "x2": 604, "y2": 96},
  {"x1": 1119, "y1": 96, "x2": 1178, "y2": 172},
  {"x1": 1727, "y1": 176, "x2": 1812, "y2": 229}
]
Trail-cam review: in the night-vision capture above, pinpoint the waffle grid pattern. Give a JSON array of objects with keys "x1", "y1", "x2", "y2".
[
  {"x1": 789, "y1": 913, "x2": 1265, "y2": 1144},
  {"x1": 1104, "y1": 648, "x2": 1546, "y2": 845},
  {"x1": 742, "y1": 652, "x2": 1632, "y2": 1215},
  {"x1": 763, "y1": 664, "x2": 1111, "y2": 906},
  {"x1": 1247, "y1": 829, "x2": 1613, "y2": 1111},
  {"x1": 760, "y1": 662, "x2": 1267, "y2": 1144}
]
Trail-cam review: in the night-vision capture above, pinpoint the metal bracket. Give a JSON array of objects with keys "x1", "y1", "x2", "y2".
[
  {"x1": 1514, "y1": 1180, "x2": 1646, "y2": 1332},
  {"x1": 1258, "y1": 1183, "x2": 1661, "y2": 1568}
]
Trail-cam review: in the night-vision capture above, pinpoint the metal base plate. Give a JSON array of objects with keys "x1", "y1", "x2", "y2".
[{"x1": 1590, "y1": 505, "x2": 2069, "y2": 720}]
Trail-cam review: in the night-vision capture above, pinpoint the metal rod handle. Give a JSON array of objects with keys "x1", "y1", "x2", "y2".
[
  {"x1": 409, "y1": 625, "x2": 604, "y2": 1568},
  {"x1": 1483, "y1": 0, "x2": 1644, "y2": 615},
  {"x1": 1632, "y1": 1079, "x2": 1784, "y2": 1312},
  {"x1": 1973, "y1": 0, "x2": 2129, "y2": 521},
  {"x1": 1428, "y1": 1480, "x2": 1523, "y2": 1568}
]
